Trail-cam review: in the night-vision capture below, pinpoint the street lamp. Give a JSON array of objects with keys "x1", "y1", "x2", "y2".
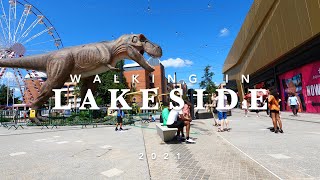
[
  {"x1": 174, "y1": 72, "x2": 178, "y2": 89},
  {"x1": 6, "y1": 79, "x2": 14, "y2": 107},
  {"x1": 6, "y1": 80, "x2": 9, "y2": 107},
  {"x1": 6, "y1": 83, "x2": 15, "y2": 108},
  {"x1": 12, "y1": 88, "x2": 15, "y2": 106}
]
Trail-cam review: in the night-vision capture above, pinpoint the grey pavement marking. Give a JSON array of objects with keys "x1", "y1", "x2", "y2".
[
  {"x1": 0, "y1": 125, "x2": 114, "y2": 137},
  {"x1": 1, "y1": 126, "x2": 150, "y2": 179},
  {"x1": 56, "y1": 141, "x2": 69, "y2": 144},
  {"x1": 308, "y1": 132, "x2": 320, "y2": 135},
  {"x1": 118, "y1": 130, "x2": 128, "y2": 133},
  {"x1": 212, "y1": 109, "x2": 320, "y2": 179},
  {"x1": 100, "y1": 168, "x2": 124, "y2": 177},
  {"x1": 44, "y1": 139, "x2": 58, "y2": 142},
  {"x1": 34, "y1": 137, "x2": 60, "y2": 143},
  {"x1": 143, "y1": 121, "x2": 278, "y2": 180},
  {"x1": 96, "y1": 150, "x2": 111, "y2": 157},
  {"x1": 9, "y1": 152, "x2": 26, "y2": 156},
  {"x1": 96, "y1": 147, "x2": 112, "y2": 157},
  {"x1": 268, "y1": 154, "x2": 291, "y2": 159},
  {"x1": 71, "y1": 148, "x2": 90, "y2": 157},
  {"x1": 213, "y1": 130, "x2": 282, "y2": 180},
  {"x1": 99, "y1": 145, "x2": 112, "y2": 149}
]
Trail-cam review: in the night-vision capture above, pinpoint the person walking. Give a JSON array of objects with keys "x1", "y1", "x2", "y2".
[
  {"x1": 288, "y1": 93, "x2": 300, "y2": 116},
  {"x1": 217, "y1": 93, "x2": 229, "y2": 132},
  {"x1": 115, "y1": 104, "x2": 124, "y2": 131},
  {"x1": 254, "y1": 100, "x2": 262, "y2": 117},
  {"x1": 210, "y1": 93, "x2": 218, "y2": 126},
  {"x1": 241, "y1": 98, "x2": 248, "y2": 117},
  {"x1": 264, "y1": 89, "x2": 270, "y2": 116},
  {"x1": 268, "y1": 90, "x2": 283, "y2": 133}
]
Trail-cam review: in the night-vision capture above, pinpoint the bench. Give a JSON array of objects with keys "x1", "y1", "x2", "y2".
[{"x1": 156, "y1": 123, "x2": 177, "y2": 142}]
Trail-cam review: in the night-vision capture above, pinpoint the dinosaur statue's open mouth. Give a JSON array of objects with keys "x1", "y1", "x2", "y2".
[
  {"x1": 129, "y1": 46, "x2": 154, "y2": 72},
  {"x1": 127, "y1": 39, "x2": 162, "y2": 72},
  {"x1": 140, "y1": 53, "x2": 155, "y2": 72},
  {"x1": 144, "y1": 41, "x2": 162, "y2": 59},
  {"x1": 140, "y1": 49, "x2": 156, "y2": 58}
]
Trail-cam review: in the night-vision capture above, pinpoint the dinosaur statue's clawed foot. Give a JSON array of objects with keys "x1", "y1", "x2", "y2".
[
  {"x1": 30, "y1": 117, "x2": 41, "y2": 125},
  {"x1": 37, "y1": 115, "x2": 49, "y2": 122},
  {"x1": 29, "y1": 111, "x2": 49, "y2": 125}
]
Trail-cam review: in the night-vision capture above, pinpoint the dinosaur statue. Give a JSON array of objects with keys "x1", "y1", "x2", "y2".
[{"x1": 0, "y1": 34, "x2": 162, "y2": 123}]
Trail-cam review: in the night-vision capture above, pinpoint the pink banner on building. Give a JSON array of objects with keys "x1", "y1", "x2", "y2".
[{"x1": 279, "y1": 60, "x2": 320, "y2": 113}]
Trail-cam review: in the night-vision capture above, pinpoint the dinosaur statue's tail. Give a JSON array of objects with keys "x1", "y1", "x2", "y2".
[{"x1": 0, "y1": 54, "x2": 47, "y2": 72}]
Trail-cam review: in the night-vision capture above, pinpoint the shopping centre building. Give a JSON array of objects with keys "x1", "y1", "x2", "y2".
[{"x1": 223, "y1": 0, "x2": 320, "y2": 113}]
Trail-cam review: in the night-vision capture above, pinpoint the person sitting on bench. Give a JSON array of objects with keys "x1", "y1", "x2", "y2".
[{"x1": 166, "y1": 101, "x2": 195, "y2": 143}]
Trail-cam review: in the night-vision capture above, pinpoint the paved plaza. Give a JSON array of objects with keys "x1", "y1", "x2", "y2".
[
  {"x1": 1, "y1": 109, "x2": 320, "y2": 179},
  {"x1": 0, "y1": 126, "x2": 150, "y2": 180}
]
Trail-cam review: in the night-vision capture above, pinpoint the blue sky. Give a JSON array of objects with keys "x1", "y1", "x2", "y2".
[{"x1": 2, "y1": 0, "x2": 253, "y2": 91}]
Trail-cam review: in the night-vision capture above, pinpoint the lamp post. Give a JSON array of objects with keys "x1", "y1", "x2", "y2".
[
  {"x1": 119, "y1": 60, "x2": 124, "y2": 83},
  {"x1": 6, "y1": 81, "x2": 9, "y2": 107},
  {"x1": 174, "y1": 72, "x2": 177, "y2": 88},
  {"x1": 12, "y1": 88, "x2": 14, "y2": 106}
]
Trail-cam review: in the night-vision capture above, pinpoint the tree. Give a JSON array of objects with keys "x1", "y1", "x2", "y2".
[
  {"x1": 0, "y1": 84, "x2": 20, "y2": 105},
  {"x1": 199, "y1": 65, "x2": 217, "y2": 94},
  {"x1": 95, "y1": 60, "x2": 128, "y2": 105}
]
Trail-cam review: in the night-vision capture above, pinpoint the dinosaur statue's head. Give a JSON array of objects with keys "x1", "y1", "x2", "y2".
[{"x1": 114, "y1": 34, "x2": 162, "y2": 72}]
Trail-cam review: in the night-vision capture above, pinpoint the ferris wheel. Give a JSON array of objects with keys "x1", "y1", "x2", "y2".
[{"x1": 0, "y1": 0, "x2": 63, "y2": 106}]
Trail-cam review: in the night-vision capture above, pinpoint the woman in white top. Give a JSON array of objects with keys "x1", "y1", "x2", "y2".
[
  {"x1": 210, "y1": 93, "x2": 218, "y2": 126},
  {"x1": 242, "y1": 99, "x2": 248, "y2": 117}
]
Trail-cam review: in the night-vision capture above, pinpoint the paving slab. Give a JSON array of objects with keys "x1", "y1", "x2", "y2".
[
  {"x1": 142, "y1": 121, "x2": 278, "y2": 180},
  {"x1": 212, "y1": 109, "x2": 320, "y2": 179},
  {"x1": 0, "y1": 125, "x2": 150, "y2": 180},
  {"x1": 1, "y1": 109, "x2": 319, "y2": 179}
]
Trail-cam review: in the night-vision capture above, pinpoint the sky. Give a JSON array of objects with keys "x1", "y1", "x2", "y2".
[{"x1": 1, "y1": 0, "x2": 253, "y2": 93}]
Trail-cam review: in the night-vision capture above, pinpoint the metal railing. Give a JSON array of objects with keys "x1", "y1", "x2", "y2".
[
  {"x1": 0, "y1": 110, "x2": 27, "y2": 130},
  {"x1": 0, "y1": 109, "x2": 161, "y2": 130}
]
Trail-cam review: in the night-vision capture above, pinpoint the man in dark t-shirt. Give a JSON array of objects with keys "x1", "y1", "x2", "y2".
[{"x1": 115, "y1": 104, "x2": 124, "y2": 131}]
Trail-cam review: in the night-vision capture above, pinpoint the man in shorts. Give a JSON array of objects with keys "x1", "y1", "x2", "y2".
[
  {"x1": 288, "y1": 93, "x2": 300, "y2": 116},
  {"x1": 216, "y1": 94, "x2": 229, "y2": 132},
  {"x1": 115, "y1": 104, "x2": 124, "y2": 131},
  {"x1": 166, "y1": 101, "x2": 195, "y2": 143}
]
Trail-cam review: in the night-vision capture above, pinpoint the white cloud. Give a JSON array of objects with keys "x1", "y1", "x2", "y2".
[
  {"x1": 1, "y1": 71, "x2": 23, "y2": 85},
  {"x1": 161, "y1": 58, "x2": 193, "y2": 68},
  {"x1": 3, "y1": 71, "x2": 15, "y2": 80},
  {"x1": 219, "y1": 28, "x2": 229, "y2": 37},
  {"x1": 14, "y1": 87, "x2": 21, "y2": 92}
]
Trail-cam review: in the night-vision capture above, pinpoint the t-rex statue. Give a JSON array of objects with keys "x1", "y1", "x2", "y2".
[{"x1": 0, "y1": 34, "x2": 162, "y2": 123}]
